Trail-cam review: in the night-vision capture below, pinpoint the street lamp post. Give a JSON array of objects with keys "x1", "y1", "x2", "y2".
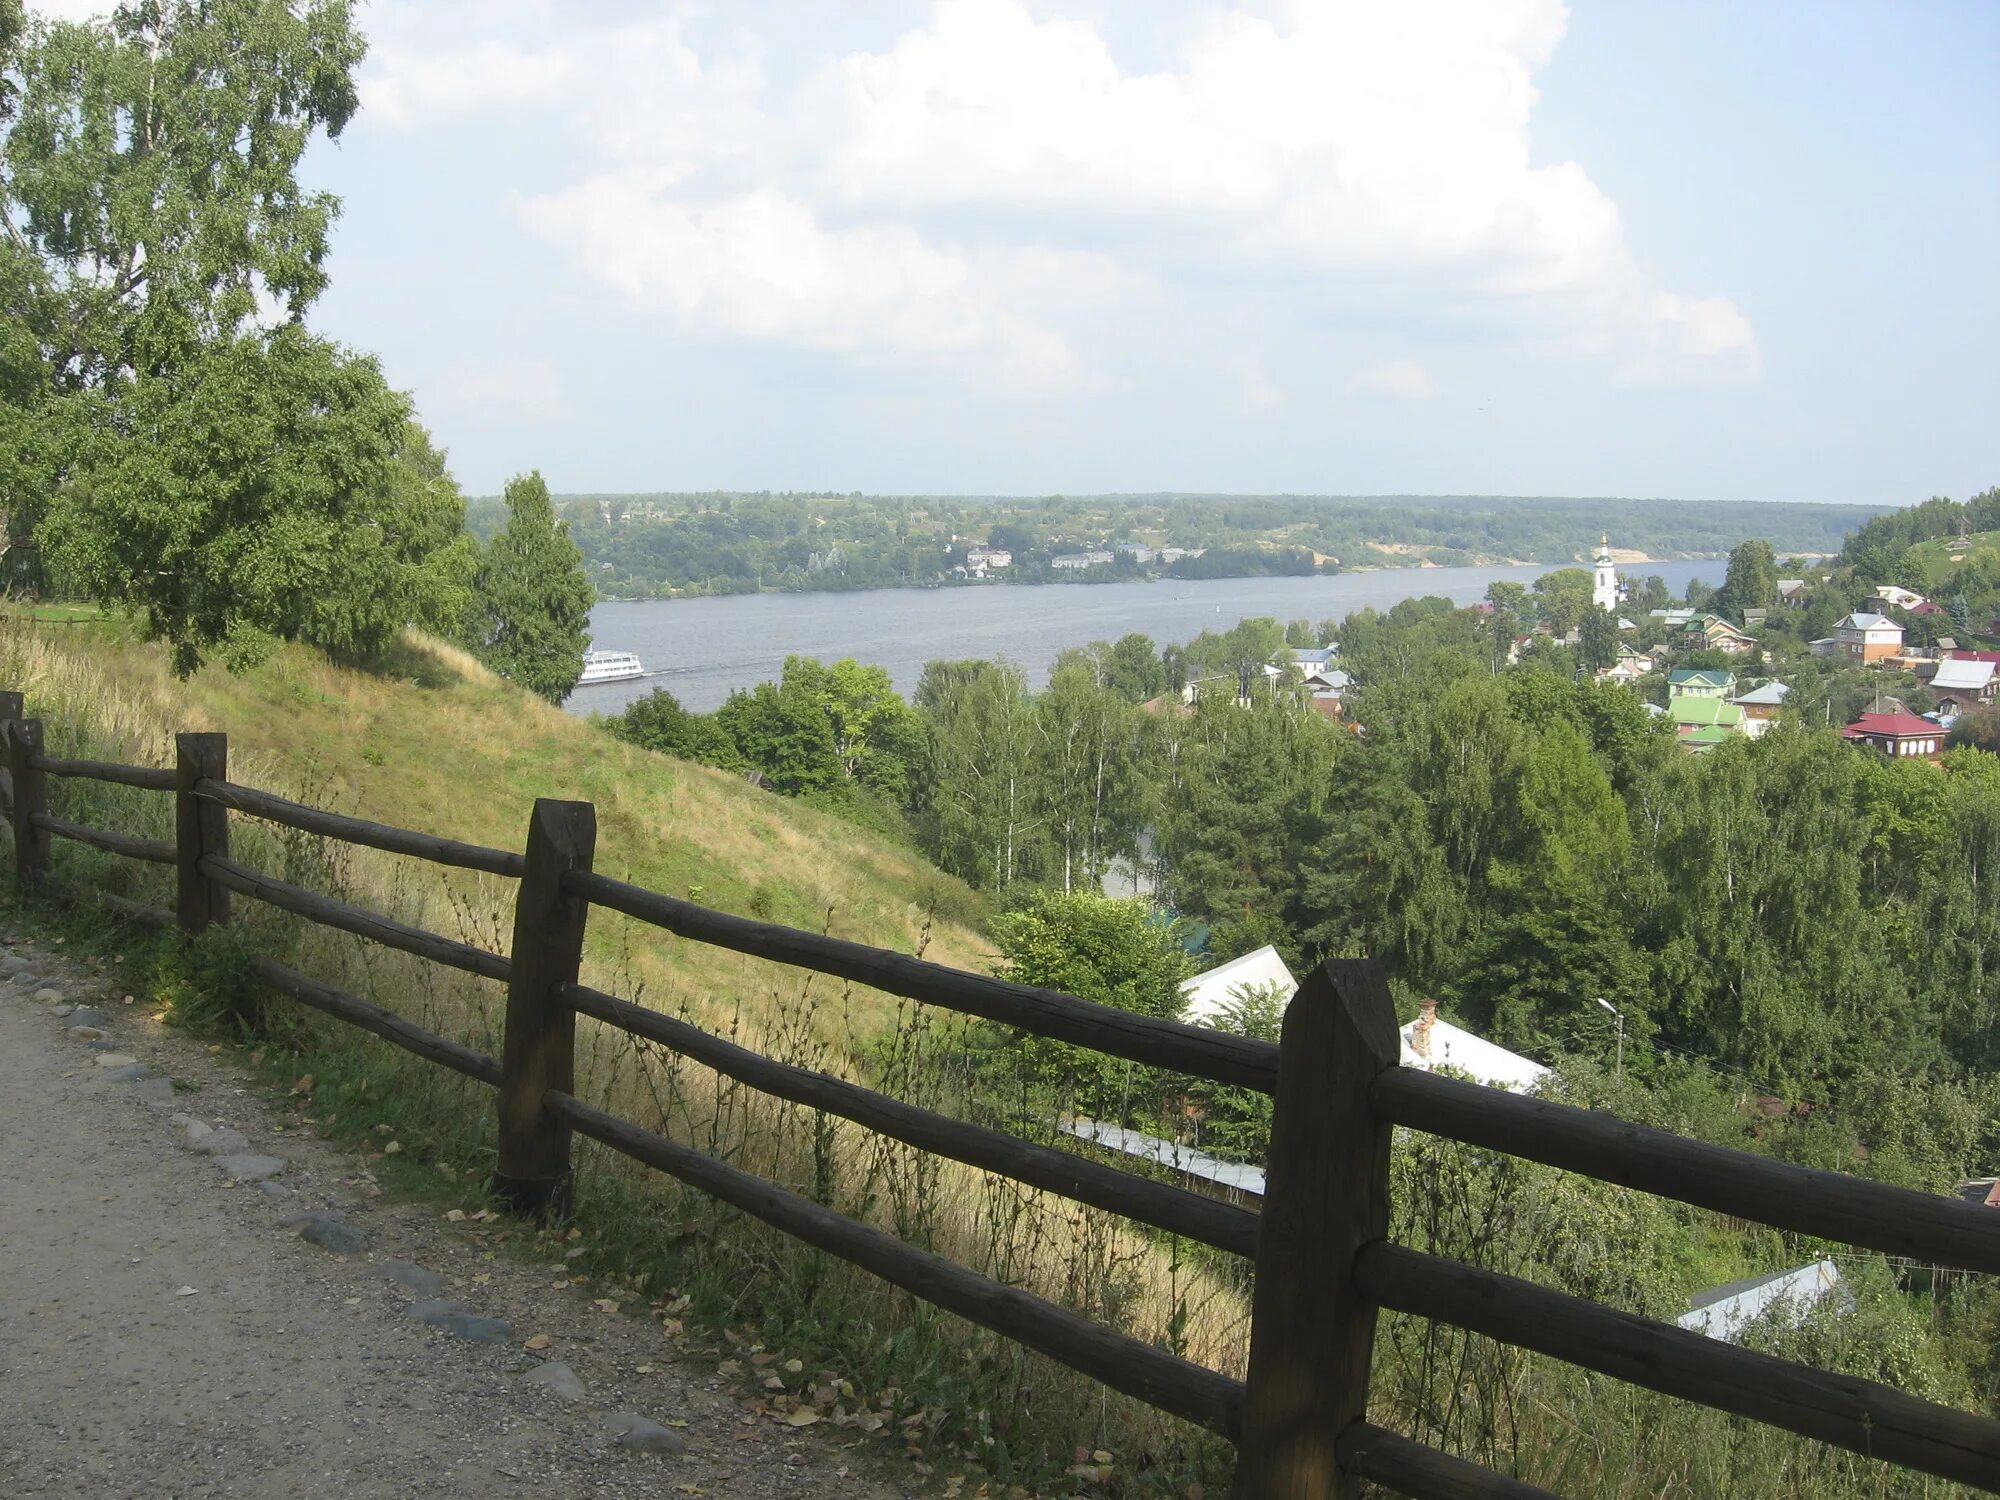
[{"x1": 1595, "y1": 996, "x2": 1624, "y2": 1082}]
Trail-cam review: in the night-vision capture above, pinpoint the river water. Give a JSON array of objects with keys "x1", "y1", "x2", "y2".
[{"x1": 566, "y1": 560, "x2": 1728, "y2": 714}]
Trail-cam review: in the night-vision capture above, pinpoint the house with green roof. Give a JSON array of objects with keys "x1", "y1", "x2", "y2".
[
  {"x1": 1667, "y1": 696, "x2": 1745, "y2": 748},
  {"x1": 1667, "y1": 668, "x2": 1737, "y2": 700},
  {"x1": 1680, "y1": 724, "x2": 1739, "y2": 753}
]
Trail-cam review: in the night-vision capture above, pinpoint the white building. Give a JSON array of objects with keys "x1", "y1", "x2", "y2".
[
  {"x1": 1593, "y1": 536, "x2": 1620, "y2": 614},
  {"x1": 1179, "y1": 945, "x2": 1298, "y2": 1027},
  {"x1": 1050, "y1": 550, "x2": 1114, "y2": 571},
  {"x1": 1400, "y1": 1000, "x2": 1549, "y2": 1092}
]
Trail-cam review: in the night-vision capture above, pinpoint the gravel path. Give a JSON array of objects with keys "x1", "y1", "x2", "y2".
[{"x1": 0, "y1": 937, "x2": 923, "y2": 1500}]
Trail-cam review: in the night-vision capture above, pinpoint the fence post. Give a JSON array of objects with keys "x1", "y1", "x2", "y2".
[
  {"x1": 0, "y1": 690, "x2": 21, "y2": 819},
  {"x1": 1231, "y1": 959, "x2": 1401, "y2": 1500},
  {"x1": 495, "y1": 797, "x2": 596, "y2": 1223},
  {"x1": 174, "y1": 732, "x2": 230, "y2": 934},
  {"x1": 7, "y1": 715, "x2": 48, "y2": 888}
]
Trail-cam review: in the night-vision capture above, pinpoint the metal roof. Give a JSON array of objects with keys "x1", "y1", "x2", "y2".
[
  {"x1": 1930, "y1": 659, "x2": 1996, "y2": 692},
  {"x1": 1678, "y1": 1260, "x2": 1846, "y2": 1343}
]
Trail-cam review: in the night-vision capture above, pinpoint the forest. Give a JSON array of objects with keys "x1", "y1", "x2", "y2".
[
  {"x1": 481, "y1": 490, "x2": 1883, "y2": 598},
  {"x1": 604, "y1": 519, "x2": 2000, "y2": 1187}
]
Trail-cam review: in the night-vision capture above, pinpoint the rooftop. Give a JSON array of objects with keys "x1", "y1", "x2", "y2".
[
  {"x1": 1930, "y1": 659, "x2": 1997, "y2": 691},
  {"x1": 1668, "y1": 697, "x2": 1744, "y2": 727},
  {"x1": 1842, "y1": 711, "x2": 1943, "y2": 739},
  {"x1": 1730, "y1": 682, "x2": 1791, "y2": 707},
  {"x1": 1179, "y1": 945, "x2": 1298, "y2": 1027}
]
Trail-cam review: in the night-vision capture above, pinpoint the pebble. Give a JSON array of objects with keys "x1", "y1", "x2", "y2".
[
  {"x1": 131, "y1": 1078, "x2": 179, "y2": 1107},
  {"x1": 601, "y1": 1411, "x2": 687, "y2": 1455},
  {"x1": 94, "y1": 1052, "x2": 139, "y2": 1069},
  {"x1": 214, "y1": 1153, "x2": 286, "y2": 1184},
  {"x1": 403, "y1": 1299, "x2": 514, "y2": 1344},
  {"x1": 32, "y1": 986, "x2": 61, "y2": 1004},
  {"x1": 519, "y1": 1360, "x2": 588, "y2": 1401},
  {"x1": 293, "y1": 1213, "x2": 368, "y2": 1256},
  {"x1": 101, "y1": 1063, "x2": 152, "y2": 1083},
  {"x1": 185, "y1": 1123, "x2": 252, "y2": 1156},
  {"x1": 368, "y1": 1259, "x2": 445, "y2": 1296},
  {"x1": 66, "y1": 1006, "x2": 111, "y2": 1028}
]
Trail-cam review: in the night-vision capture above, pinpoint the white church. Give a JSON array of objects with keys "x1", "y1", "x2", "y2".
[{"x1": 1593, "y1": 535, "x2": 1621, "y2": 614}]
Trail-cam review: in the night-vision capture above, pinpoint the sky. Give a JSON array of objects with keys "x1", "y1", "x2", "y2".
[{"x1": 44, "y1": 1, "x2": 2000, "y2": 503}]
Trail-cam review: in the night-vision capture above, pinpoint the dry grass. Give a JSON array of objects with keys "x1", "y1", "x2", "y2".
[{"x1": 0, "y1": 612, "x2": 1255, "y2": 1481}]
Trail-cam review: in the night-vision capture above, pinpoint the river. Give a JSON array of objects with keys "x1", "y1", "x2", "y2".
[{"x1": 565, "y1": 560, "x2": 1729, "y2": 714}]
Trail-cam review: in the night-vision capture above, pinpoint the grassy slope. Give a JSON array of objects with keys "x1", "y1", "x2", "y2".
[
  {"x1": 1907, "y1": 530, "x2": 2000, "y2": 593},
  {"x1": 16, "y1": 618, "x2": 991, "y2": 1029}
]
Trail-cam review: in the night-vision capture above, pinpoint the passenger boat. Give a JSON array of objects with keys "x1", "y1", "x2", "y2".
[{"x1": 577, "y1": 649, "x2": 646, "y2": 685}]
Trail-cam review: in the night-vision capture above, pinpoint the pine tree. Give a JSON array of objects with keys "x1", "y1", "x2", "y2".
[{"x1": 471, "y1": 472, "x2": 594, "y2": 703}]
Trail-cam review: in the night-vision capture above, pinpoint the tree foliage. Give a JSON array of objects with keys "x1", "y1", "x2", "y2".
[
  {"x1": 469, "y1": 471, "x2": 594, "y2": 703},
  {"x1": 1, "y1": 0, "x2": 486, "y2": 673}
]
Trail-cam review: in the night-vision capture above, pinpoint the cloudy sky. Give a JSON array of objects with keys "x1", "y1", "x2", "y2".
[{"x1": 99, "y1": 2, "x2": 2000, "y2": 500}]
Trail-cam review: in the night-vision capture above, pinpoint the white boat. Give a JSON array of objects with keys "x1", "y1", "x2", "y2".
[{"x1": 577, "y1": 649, "x2": 646, "y2": 685}]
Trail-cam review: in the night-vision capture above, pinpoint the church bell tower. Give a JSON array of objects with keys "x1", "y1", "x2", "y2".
[{"x1": 1593, "y1": 536, "x2": 1619, "y2": 614}]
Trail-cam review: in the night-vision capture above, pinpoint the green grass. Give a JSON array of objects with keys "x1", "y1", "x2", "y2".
[
  {"x1": 1905, "y1": 529, "x2": 2000, "y2": 594},
  {"x1": 0, "y1": 599, "x2": 112, "y2": 623}
]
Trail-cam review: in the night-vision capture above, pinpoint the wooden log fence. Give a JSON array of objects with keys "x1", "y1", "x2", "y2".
[{"x1": 0, "y1": 690, "x2": 1994, "y2": 1499}]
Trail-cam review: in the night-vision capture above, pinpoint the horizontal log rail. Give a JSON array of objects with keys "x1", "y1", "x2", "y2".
[
  {"x1": 1355, "y1": 1242, "x2": 2000, "y2": 1493},
  {"x1": 545, "y1": 1086, "x2": 1247, "y2": 1438},
  {"x1": 7, "y1": 690, "x2": 1995, "y2": 1500},
  {"x1": 250, "y1": 956, "x2": 502, "y2": 1088},
  {"x1": 28, "y1": 753, "x2": 177, "y2": 791},
  {"x1": 1372, "y1": 1067, "x2": 2000, "y2": 1277},
  {"x1": 192, "y1": 778, "x2": 526, "y2": 879},
  {"x1": 565, "y1": 868, "x2": 1279, "y2": 1092},
  {"x1": 33, "y1": 813, "x2": 175, "y2": 866},
  {"x1": 1334, "y1": 1423, "x2": 1560, "y2": 1500},
  {"x1": 563, "y1": 980, "x2": 1260, "y2": 1259},
  {"x1": 201, "y1": 854, "x2": 512, "y2": 983}
]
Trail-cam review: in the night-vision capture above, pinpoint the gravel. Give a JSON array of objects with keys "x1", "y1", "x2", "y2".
[{"x1": 0, "y1": 938, "x2": 919, "y2": 1499}]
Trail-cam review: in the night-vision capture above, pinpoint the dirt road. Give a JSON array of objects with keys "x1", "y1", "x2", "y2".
[{"x1": 0, "y1": 936, "x2": 919, "y2": 1500}]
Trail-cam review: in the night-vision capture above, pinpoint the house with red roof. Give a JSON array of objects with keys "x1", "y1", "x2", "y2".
[{"x1": 1842, "y1": 711, "x2": 1945, "y2": 759}]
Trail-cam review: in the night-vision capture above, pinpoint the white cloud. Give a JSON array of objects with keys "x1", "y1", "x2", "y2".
[
  {"x1": 365, "y1": 37, "x2": 578, "y2": 130},
  {"x1": 360, "y1": 0, "x2": 1756, "y2": 389},
  {"x1": 520, "y1": 178, "x2": 1088, "y2": 391},
  {"x1": 1350, "y1": 359, "x2": 1439, "y2": 400}
]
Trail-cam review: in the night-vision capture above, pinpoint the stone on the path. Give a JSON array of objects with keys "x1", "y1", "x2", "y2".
[
  {"x1": 33, "y1": 986, "x2": 62, "y2": 1004},
  {"x1": 293, "y1": 1212, "x2": 368, "y2": 1256},
  {"x1": 404, "y1": 1299, "x2": 513, "y2": 1344},
  {"x1": 132, "y1": 1078, "x2": 178, "y2": 1107},
  {"x1": 93, "y1": 1052, "x2": 138, "y2": 1070},
  {"x1": 0, "y1": 954, "x2": 33, "y2": 975},
  {"x1": 602, "y1": 1411, "x2": 687, "y2": 1455},
  {"x1": 519, "y1": 1360, "x2": 588, "y2": 1401},
  {"x1": 100, "y1": 1063, "x2": 151, "y2": 1083},
  {"x1": 66, "y1": 1006, "x2": 110, "y2": 1028},
  {"x1": 185, "y1": 1122, "x2": 252, "y2": 1156},
  {"x1": 368, "y1": 1259, "x2": 445, "y2": 1296},
  {"x1": 215, "y1": 1153, "x2": 285, "y2": 1184},
  {"x1": 66, "y1": 1025, "x2": 106, "y2": 1042},
  {"x1": 86, "y1": 1038, "x2": 117, "y2": 1051}
]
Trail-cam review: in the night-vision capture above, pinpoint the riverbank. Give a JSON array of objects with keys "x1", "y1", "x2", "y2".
[{"x1": 569, "y1": 558, "x2": 1730, "y2": 714}]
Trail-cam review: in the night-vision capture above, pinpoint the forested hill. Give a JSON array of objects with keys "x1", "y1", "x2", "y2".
[{"x1": 463, "y1": 492, "x2": 1882, "y2": 598}]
